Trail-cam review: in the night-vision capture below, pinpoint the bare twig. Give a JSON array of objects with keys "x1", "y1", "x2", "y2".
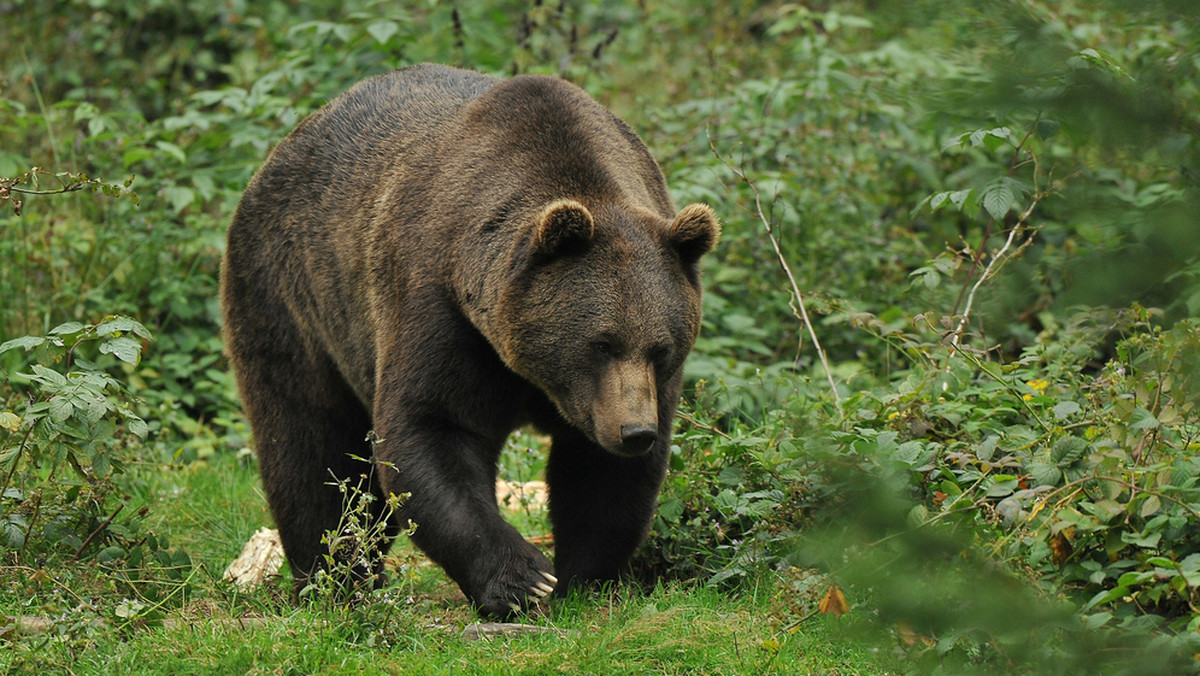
[
  {"x1": 70, "y1": 503, "x2": 125, "y2": 561},
  {"x1": 948, "y1": 196, "x2": 1040, "y2": 351},
  {"x1": 676, "y1": 410, "x2": 732, "y2": 439},
  {"x1": 713, "y1": 142, "x2": 841, "y2": 412},
  {"x1": 947, "y1": 122, "x2": 1046, "y2": 351}
]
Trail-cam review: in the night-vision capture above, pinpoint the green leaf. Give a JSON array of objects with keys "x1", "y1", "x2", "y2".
[
  {"x1": 713, "y1": 489, "x2": 741, "y2": 517},
  {"x1": 97, "y1": 545, "x2": 126, "y2": 564},
  {"x1": 95, "y1": 317, "x2": 152, "y2": 340},
  {"x1": 93, "y1": 453, "x2": 111, "y2": 478},
  {"x1": 1029, "y1": 461, "x2": 1063, "y2": 486},
  {"x1": 981, "y1": 127, "x2": 1013, "y2": 152},
  {"x1": 84, "y1": 397, "x2": 109, "y2": 424},
  {"x1": 49, "y1": 322, "x2": 85, "y2": 336},
  {"x1": 123, "y1": 146, "x2": 157, "y2": 168},
  {"x1": 976, "y1": 435, "x2": 999, "y2": 462},
  {"x1": 171, "y1": 550, "x2": 192, "y2": 569},
  {"x1": 1178, "y1": 554, "x2": 1200, "y2": 586},
  {"x1": 126, "y1": 416, "x2": 149, "y2": 438},
  {"x1": 658, "y1": 496, "x2": 684, "y2": 523},
  {"x1": 154, "y1": 140, "x2": 187, "y2": 164},
  {"x1": 1140, "y1": 495, "x2": 1161, "y2": 518},
  {"x1": 0, "y1": 336, "x2": 46, "y2": 353},
  {"x1": 0, "y1": 151, "x2": 25, "y2": 177},
  {"x1": 1119, "y1": 529, "x2": 1161, "y2": 548},
  {"x1": 1072, "y1": 47, "x2": 1130, "y2": 79},
  {"x1": 28, "y1": 364, "x2": 67, "y2": 386},
  {"x1": 981, "y1": 179, "x2": 1015, "y2": 221},
  {"x1": 872, "y1": 430, "x2": 898, "y2": 455},
  {"x1": 1116, "y1": 570, "x2": 1155, "y2": 587},
  {"x1": 938, "y1": 479, "x2": 963, "y2": 497},
  {"x1": 986, "y1": 476, "x2": 1019, "y2": 497},
  {"x1": 948, "y1": 189, "x2": 973, "y2": 211},
  {"x1": 73, "y1": 101, "x2": 99, "y2": 123},
  {"x1": 366, "y1": 20, "x2": 399, "y2": 44},
  {"x1": 3, "y1": 515, "x2": 27, "y2": 548},
  {"x1": 1052, "y1": 400, "x2": 1080, "y2": 420},
  {"x1": 1051, "y1": 436, "x2": 1089, "y2": 466},
  {"x1": 942, "y1": 133, "x2": 968, "y2": 152},
  {"x1": 717, "y1": 465, "x2": 744, "y2": 486},
  {"x1": 48, "y1": 396, "x2": 74, "y2": 424},
  {"x1": 1130, "y1": 407, "x2": 1160, "y2": 430},
  {"x1": 708, "y1": 567, "x2": 744, "y2": 586},
  {"x1": 908, "y1": 504, "x2": 928, "y2": 526},
  {"x1": 1084, "y1": 585, "x2": 1129, "y2": 610},
  {"x1": 99, "y1": 336, "x2": 143, "y2": 365},
  {"x1": 163, "y1": 185, "x2": 195, "y2": 214},
  {"x1": 1035, "y1": 119, "x2": 1060, "y2": 140},
  {"x1": 894, "y1": 441, "x2": 929, "y2": 467}
]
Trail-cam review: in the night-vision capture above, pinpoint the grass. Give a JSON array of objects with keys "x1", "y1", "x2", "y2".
[
  {"x1": 6, "y1": 582, "x2": 891, "y2": 675},
  {"x1": 0, "y1": 453, "x2": 895, "y2": 675}
]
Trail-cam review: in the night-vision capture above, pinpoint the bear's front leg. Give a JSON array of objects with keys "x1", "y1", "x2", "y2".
[
  {"x1": 374, "y1": 414, "x2": 557, "y2": 618},
  {"x1": 546, "y1": 429, "x2": 669, "y2": 591}
]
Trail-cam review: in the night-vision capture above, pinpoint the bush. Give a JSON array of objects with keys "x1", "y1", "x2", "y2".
[
  {"x1": 1, "y1": 317, "x2": 160, "y2": 562},
  {"x1": 631, "y1": 2, "x2": 1200, "y2": 669}
]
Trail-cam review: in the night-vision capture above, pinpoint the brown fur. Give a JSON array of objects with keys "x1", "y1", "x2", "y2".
[{"x1": 220, "y1": 64, "x2": 718, "y2": 617}]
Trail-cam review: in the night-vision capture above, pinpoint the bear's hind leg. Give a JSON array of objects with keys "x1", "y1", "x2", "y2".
[{"x1": 227, "y1": 326, "x2": 382, "y2": 593}]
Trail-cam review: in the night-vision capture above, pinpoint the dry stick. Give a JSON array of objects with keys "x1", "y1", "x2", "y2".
[
  {"x1": 947, "y1": 196, "x2": 1039, "y2": 351},
  {"x1": 715, "y1": 145, "x2": 841, "y2": 412},
  {"x1": 947, "y1": 124, "x2": 1042, "y2": 352},
  {"x1": 69, "y1": 502, "x2": 125, "y2": 561},
  {"x1": 676, "y1": 410, "x2": 732, "y2": 440}
]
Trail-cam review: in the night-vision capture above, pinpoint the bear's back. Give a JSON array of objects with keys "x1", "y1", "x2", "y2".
[{"x1": 252, "y1": 65, "x2": 499, "y2": 202}]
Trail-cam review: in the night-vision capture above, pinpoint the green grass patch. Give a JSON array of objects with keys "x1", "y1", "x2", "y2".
[{"x1": 2, "y1": 452, "x2": 891, "y2": 675}]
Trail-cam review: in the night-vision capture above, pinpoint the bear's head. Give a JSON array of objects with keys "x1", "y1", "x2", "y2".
[{"x1": 498, "y1": 199, "x2": 719, "y2": 457}]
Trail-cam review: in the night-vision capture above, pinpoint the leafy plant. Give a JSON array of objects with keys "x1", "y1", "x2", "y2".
[
  {"x1": 1, "y1": 317, "x2": 155, "y2": 562},
  {"x1": 0, "y1": 167, "x2": 138, "y2": 217},
  {"x1": 299, "y1": 452, "x2": 416, "y2": 603}
]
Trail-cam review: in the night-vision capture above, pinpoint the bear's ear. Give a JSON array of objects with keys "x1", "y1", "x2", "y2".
[
  {"x1": 669, "y1": 203, "x2": 720, "y2": 266},
  {"x1": 533, "y1": 199, "x2": 595, "y2": 256}
]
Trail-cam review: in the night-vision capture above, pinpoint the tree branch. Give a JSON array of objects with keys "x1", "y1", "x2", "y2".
[{"x1": 713, "y1": 142, "x2": 842, "y2": 412}]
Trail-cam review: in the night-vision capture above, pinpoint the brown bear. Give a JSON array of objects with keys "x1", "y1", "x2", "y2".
[{"x1": 220, "y1": 63, "x2": 719, "y2": 618}]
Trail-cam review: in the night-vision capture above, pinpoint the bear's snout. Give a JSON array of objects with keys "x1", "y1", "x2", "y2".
[
  {"x1": 593, "y1": 359, "x2": 659, "y2": 457},
  {"x1": 619, "y1": 422, "x2": 658, "y2": 456}
]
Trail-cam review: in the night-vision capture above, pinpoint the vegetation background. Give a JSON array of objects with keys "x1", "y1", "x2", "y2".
[{"x1": 2, "y1": 0, "x2": 1199, "y2": 673}]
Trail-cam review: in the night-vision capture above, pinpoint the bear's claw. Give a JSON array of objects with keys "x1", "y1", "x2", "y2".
[
  {"x1": 531, "y1": 580, "x2": 555, "y2": 598},
  {"x1": 541, "y1": 571, "x2": 558, "y2": 585}
]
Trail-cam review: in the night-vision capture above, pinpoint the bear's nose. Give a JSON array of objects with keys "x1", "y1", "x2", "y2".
[{"x1": 619, "y1": 423, "x2": 658, "y2": 455}]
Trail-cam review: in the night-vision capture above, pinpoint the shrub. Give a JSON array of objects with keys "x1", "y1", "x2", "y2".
[{"x1": 2, "y1": 317, "x2": 153, "y2": 561}]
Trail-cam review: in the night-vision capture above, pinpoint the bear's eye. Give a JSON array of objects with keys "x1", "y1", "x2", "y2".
[{"x1": 592, "y1": 340, "x2": 615, "y2": 356}]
